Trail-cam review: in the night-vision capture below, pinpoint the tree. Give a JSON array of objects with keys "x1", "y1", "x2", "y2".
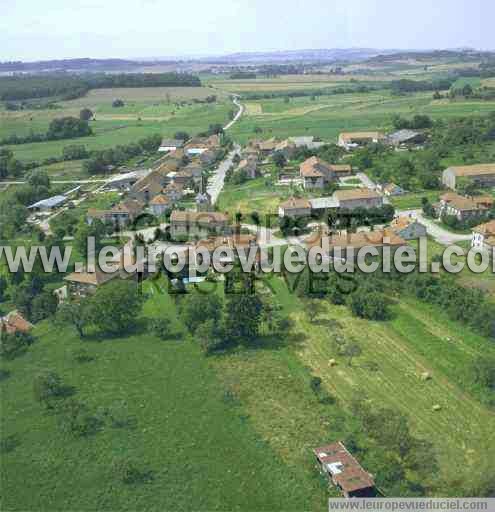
[
  {"x1": 0, "y1": 331, "x2": 35, "y2": 360},
  {"x1": 55, "y1": 302, "x2": 89, "y2": 337},
  {"x1": 33, "y1": 371, "x2": 65, "y2": 407},
  {"x1": 112, "y1": 99, "x2": 125, "y2": 108},
  {"x1": 0, "y1": 276, "x2": 7, "y2": 303},
  {"x1": 79, "y1": 108, "x2": 93, "y2": 121},
  {"x1": 224, "y1": 293, "x2": 264, "y2": 341},
  {"x1": 305, "y1": 298, "x2": 326, "y2": 321},
  {"x1": 148, "y1": 317, "x2": 172, "y2": 340},
  {"x1": 88, "y1": 281, "x2": 143, "y2": 335},
  {"x1": 30, "y1": 292, "x2": 58, "y2": 323},
  {"x1": 473, "y1": 355, "x2": 495, "y2": 391},
  {"x1": 195, "y1": 319, "x2": 223, "y2": 355},
  {"x1": 73, "y1": 218, "x2": 106, "y2": 261},
  {"x1": 347, "y1": 291, "x2": 390, "y2": 321},
  {"x1": 181, "y1": 292, "x2": 223, "y2": 334},
  {"x1": 273, "y1": 151, "x2": 287, "y2": 168},
  {"x1": 174, "y1": 131, "x2": 190, "y2": 142},
  {"x1": 342, "y1": 341, "x2": 362, "y2": 366}
]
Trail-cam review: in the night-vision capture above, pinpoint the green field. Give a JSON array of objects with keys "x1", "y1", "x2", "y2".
[{"x1": 0, "y1": 281, "x2": 326, "y2": 511}]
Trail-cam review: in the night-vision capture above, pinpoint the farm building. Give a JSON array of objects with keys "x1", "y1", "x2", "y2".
[
  {"x1": 377, "y1": 182, "x2": 405, "y2": 196},
  {"x1": 158, "y1": 138, "x2": 184, "y2": 153},
  {"x1": 472, "y1": 220, "x2": 495, "y2": 253},
  {"x1": 313, "y1": 442, "x2": 377, "y2": 498},
  {"x1": 28, "y1": 195, "x2": 67, "y2": 212},
  {"x1": 300, "y1": 157, "x2": 335, "y2": 189},
  {"x1": 338, "y1": 131, "x2": 385, "y2": 150},
  {"x1": 442, "y1": 163, "x2": 495, "y2": 190},
  {"x1": 278, "y1": 197, "x2": 312, "y2": 218},
  {"x1": 149, "y1": 194, "x2": 170, "y2": 216},
  {"x1": 87, "y1": 199, "x2": 144, "y2": 227},
  {"x1": 170, "y1": 210, "x2": 229, "y2": 238},
  {"x1": 436, "y1": 192, "x2": 494, "y2": 221},
  {"x1": 334, "y1": 189, "x2": 383, "y2": 210},
  {"x1": 386, "y1": 129, "x2": 425, "y2": 148}
]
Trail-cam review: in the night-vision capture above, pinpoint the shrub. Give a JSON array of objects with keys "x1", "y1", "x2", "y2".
[{"x1": 0, "y1": 331, "x2": 35, "y2": 360}]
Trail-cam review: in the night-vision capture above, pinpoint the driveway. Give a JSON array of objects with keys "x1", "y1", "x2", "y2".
[{"x1": 400, "y1": 209, "x2": 472, "y2": 246}]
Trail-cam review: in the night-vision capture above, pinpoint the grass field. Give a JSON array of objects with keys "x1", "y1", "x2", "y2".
[{"x1": 0, "y1": 281, "x2": 327, "y2": 511}]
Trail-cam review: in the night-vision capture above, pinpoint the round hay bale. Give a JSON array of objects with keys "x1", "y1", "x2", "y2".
[
  {"x1": 432, "y1": 404, "x2": 442, "y2": 412},
  {"x1": 329, "y1": 359, "x2": 337, "y2": 367},
  {"x1": 421, "y1": 372, "x2": 432, "y2": 381}
]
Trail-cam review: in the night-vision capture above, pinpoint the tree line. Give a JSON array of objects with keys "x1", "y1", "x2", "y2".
[{"x1": 0, "y1": 72, "x2": 202, "y2": 102}]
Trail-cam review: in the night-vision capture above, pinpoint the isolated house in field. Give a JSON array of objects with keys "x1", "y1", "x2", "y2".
[
  {"x1": 149, "y1": 194, "x2": 170, "y2": 216},
  {"x1": 169, "y1": 210, "x2": 229, "y2": 238},
  {"x1": 334, "y1": 189, "x2": 384, "y2": 210},
  {"x1": 390, "y1": 215, "x2": 427, "y2": 240},
  {"x1": 0, "y1": 311, "x2": 33, "y2": 335},
  {"x1": 442, "y1": 164, "x2": 495, "y2": 190},
  {"x1": 278, "y1": 197, "x2": 312, "y2": 218},
  {"x1": 300, "y1": 157, "x2": 335, "y2": 189},
  {"x1": 158, "y1": 138, "x2": 184, "y2": 153},
  {"x1": 472, "y1": 220, "x2": 495, "y2": 253},
  {"x1": 313, "y1": 442, "x2": 377, "y2": 498},
  {"x1": 437, "y1": 192, "x2": 494, "y2": 221},
  {"x1": 386, "y1": 129, "x2": 425, "y2": 148},
  {"x1": 338, "y1": 131, "x2": 384, "y2": 150}
]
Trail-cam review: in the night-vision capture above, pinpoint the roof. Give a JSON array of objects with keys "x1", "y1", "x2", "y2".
[
  {"x1": 387, "y1": 129, "x2": 422, "y2": 144},
  {"x1": 160, "y1": 138, "x2": 184, "y2": 148},
  {"x1": 473, "y1": 220, "x2": 495, "y2": 236},
  {"x1": 195, "y1": 234, "x2": 257, "y2": 252},
  {"x1": 391, "y1": 215, "x2": 421, "y2": 230},
  {"x1": 258, "y1": 138, "x2": 278, "y2": 151},
  {"x1": 0, "y1": 311, "x2": 33, "y2": 334},
  {"x1": 440, "y1": 192, "x2": 494, "y2": 211},
  {"x1": 445, "y1": 164, "x2": 495, "y2": 177},
  {"x1": 335, "y1": 189, "x2": 381, "y2": 201},
  {"x1": 279, "y1": 197, "x2": 311, "y2": 210},
  {"x1": 308, "y1": 229, "x2": 406, "y2": 251},
  {"x1": 150, "y1": 194, "x2": 170, "y2": 206},
  {"x1": 313, "y1": 442, "x2": 375, "y2": 494},
  {"x1": 329, "y1": 164, "x2": 352, "y2": 173},
  {"x1": 339, "y1": 131, "x2": 384, "y2": 143},
  {"x1": 289, "y1": 136, "x2": 326, "y2": 149},
  {"x1": 64, "y1": 269, "x2": 118, "y2": 286},
  {"x1": 28, "y1": 195, "x2": 66, "y2": 209},
  {"x1": 300, "y1": 156, "x2": 332, "y2": 178},
  {"x1": 170, "y1": 210, "x2": 228, "y2": 225},
  {"x1": 310, "y1": 196, "x2": 340, "y2": 209},
  {"x1": 111, "y1": 199, "x2": 143, "y2": 216}
]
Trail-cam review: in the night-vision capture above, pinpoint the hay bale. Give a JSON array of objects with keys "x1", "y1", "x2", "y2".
[
  {"x1": 432, "y1": 404, "x2": 442, "y2": 412},
  {"x1": 329, "y1": 359, "x2": 337, "y2": 367},
  {"x1": 421, "y1": 372, "x2": 432, "y2": 381}
]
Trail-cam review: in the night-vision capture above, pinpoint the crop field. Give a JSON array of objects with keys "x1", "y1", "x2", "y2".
[
  {"x1": 2, "y1": 99, "x2": 232, "y2": 163},
  {"x1": 0, "y1": 281, "x2": 324, "y2": 511}
]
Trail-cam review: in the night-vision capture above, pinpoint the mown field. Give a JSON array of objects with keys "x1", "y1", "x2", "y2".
[
  {"x1": 0, "y1": 281, "x2": 327, "y2": 511},
  {"x1": 217, "y1": 79, "x2": 495, "y2": 144}
]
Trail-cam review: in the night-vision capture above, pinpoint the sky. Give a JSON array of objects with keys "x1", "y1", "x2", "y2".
[{"x1": 1, "y1": 0, "x2": 493, "y2": 61}]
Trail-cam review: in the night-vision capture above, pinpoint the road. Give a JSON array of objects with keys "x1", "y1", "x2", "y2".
[
  {"x1": 223, "y1": 95, "x2": 244, "y2": 131},
  {"x1": 207, "y1": 144, "x2": 241, "y2": 205},
  {"x1": 400, "y1": 209, "x2": 472, "y2": 246}
]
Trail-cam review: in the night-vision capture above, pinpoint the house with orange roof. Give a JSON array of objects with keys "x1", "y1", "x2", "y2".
[
  {"x1": 338, "y1": 131, "x2": 385, "y2": 151},
  {"x1": 0, "y1": 311, "x2": 33, "y2": 335}
]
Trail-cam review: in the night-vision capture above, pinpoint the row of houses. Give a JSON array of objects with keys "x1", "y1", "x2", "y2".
[
  {"x1": 435, "y1": 192, "x2": 494, "y2": 221},
  {"x1": 337, "y1": 130, "x2": 425, "y2": 151}
]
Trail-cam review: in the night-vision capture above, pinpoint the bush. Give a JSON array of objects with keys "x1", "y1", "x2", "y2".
[
  {"x1": 347, "y1": 291, "x2": 390, "y2": 321},
  {"x1": 0, "y1": 331, "x2": 35, "y2": 360},
  {"x1": 112, "y1": 458, "x2": 154, "y2": 485},
  {"x1": 149, "y1": 317, "x2": 172, "y2": 340},
  {"x1": 33, "y1": 371, "x2": 66, "y2": 407},
  {"x1": 57, "y1": 399, "x2": 104, "y2": 437}
]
